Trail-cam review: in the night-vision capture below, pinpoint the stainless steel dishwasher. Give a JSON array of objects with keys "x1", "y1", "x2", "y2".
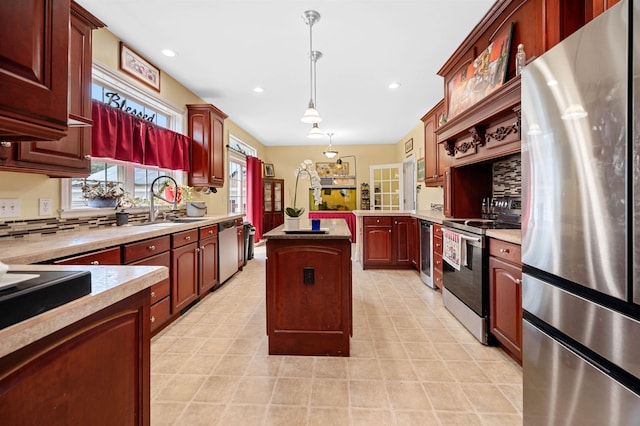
[{"x1": 218, "y1": 220, "x2": 238, "y2": 283}]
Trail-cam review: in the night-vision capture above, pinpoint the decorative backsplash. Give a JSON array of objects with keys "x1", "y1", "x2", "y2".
[{"x1": 493, "y1": 154, "x2": 521, "y2": 198}]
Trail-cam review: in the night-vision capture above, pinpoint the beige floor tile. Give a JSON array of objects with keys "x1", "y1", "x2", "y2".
[
  {"x1": 150, "y1": 373, "x2": 172, "y2": 400},
  {"x1": 271, "y1": 377, "x2": 312, "y2": 405},
  {"x1": 231, "y1": 376, "x2": 276, "y2": 404},
  {"x1": 477, "y1": 361, "x2": 523, "y2": 384},
  {"x1": 178, "y1": 353, "x2": 220, "y2": 375},
  {"x1": 379, "y1": 359, "x2": 417, "y2": 380},
  {"x1": 422, "y1": 382, "x2": 473, "y2": 411},
  {"x1": 226, "y1": 337, "x2": 262, "y2": 354},
  {"x1": 436, "y1": 411, "x2": 483, "y2": 426},
  {"x1": 279, "y1": 356, "x2": 315, "y2": 378},
  {"x1": 412, "y1": 359, "x2": 456, "y2": 382},
  {"x1": 349, "y1": 380, "x2": 390, "y2": 409},
  {"x1": 193, "y1": 376, "x2": 239, "y2": 404},
  {"x1": 447, "y1": 360, "x2": 492, "y2": 383},
  {"x1": 395, "y1": 327, "x2": 427, "y2": 342},
  {"x1": 308, "y1": 407, "x2": 351, "y2": 426},
  {"x1": 314, "y1": 357, "x2": 348, "y2": 379},
  {"x1": 264, "y1": 405, "x2": 308, "y2": 425},
  {"x1": 374, "y1": 341, "x2": 409, "y2": 359},
  {"x1": 461, "y1": 383, "x2": 518, "y2": 414},
  {"x1": 210, "y1": 354, "x2": 252, "y2": 376},
  {"x1": 349, "y1": 339, "x2": 377, "y2": 358},
  {"x1": 350, "y1": 408, "x2": 394, "y2": 425},
  {"x1": 174, "y1": 402, "x2": 225, "y2": 426},
  {"x1": 394, "y1": 410, "x2": 439, "y2": 425},
  {"x1": 434, "y1": 342, "x2": 474, "y2": 361},
  {"x1": 310, "y1": 378, "x2": 349, "y2": 407},
  {"x1": 152, "y1": 352, "x2": 192, "y2": 374},
  {"x1": 480, "y1": 413, "x2": 524, "y2": 426},
  {"x1": 347, "y1": 358, "x2": 383, "y2": 380},
  {"x1": 386, "y1": 381, "x2": 432, "y2": 410},
  {"x1": 498, "y1": 384, "x2": 523, "y2": 413},
  {"x1": 196, "y1": 337, "x2": 234, "y2": 354},
  {"x1": 151, "y1": 401, "x2": 187, "y2": 425},
  {"x1": 218, "y1": 404, "x2": 266, "y2": 425},
  {"x1": 402, "y1": 341, "x2": 439, "y2": 360},
  {"x1": 245, "y1": 354, "x2": 283, "y2": 377},
  {"x1": 155, "y1": 374, "x2": 207, "y2": 402}
]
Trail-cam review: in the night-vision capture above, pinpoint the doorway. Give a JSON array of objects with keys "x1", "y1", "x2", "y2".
[{"x1": 403, "y1": 157, "x2": 416, "y2": 210}]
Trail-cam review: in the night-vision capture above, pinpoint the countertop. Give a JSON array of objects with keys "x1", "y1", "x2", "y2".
[
  {"x1": 486, "y1": 229, "x2": 522, "y2": 245},
  {"x1": 0, "y1": 214, "x2": 243, "y2": 264},
  {"x1": 263, "y1": 219, "x2": 352, "y2": 240},
  {"x1": 352, "y1": 209, "x2": 446, "y2": 224},
  {"x1": 0, "y1": 263, "x2": 168, "y2": 358}
]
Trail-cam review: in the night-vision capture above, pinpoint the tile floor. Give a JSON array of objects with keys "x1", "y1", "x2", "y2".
[{"x1": 150, "y1": 243, "x2": 523, "y2": 425}]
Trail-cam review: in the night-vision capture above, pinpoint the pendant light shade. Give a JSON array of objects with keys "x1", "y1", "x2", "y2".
[
  {"x1": 301, "y1": 101, "x2": 322, "y2": 124},
  {"x1": 307, "y1": 123, "x2": 324, "y2": 139},
  {"x1": 301, "y1": 11, "x2": 322, "y2": 124},
  {"x1": 323, "y1": 132, "x2": 338, "y2": 158}
]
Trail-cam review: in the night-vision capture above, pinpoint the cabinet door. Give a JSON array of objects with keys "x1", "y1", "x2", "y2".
[
  {"x1": 443, "y1": 168, "x2": 452, "y2": 217},
  {"x1": 273, "y1": 181, "x2": 283, "y2": 212},
  {"x1": 237, "y1": 226, "x2": 244, "y2": 269},
  {"x1": 171, "y1": 243, "x2": 199, "y2": 312},
  {"x1": 187, "y1": 107, "x2": 211, "y2": 188},
  {"x1": 424, "y1": 114, "x2": 438, "y2": 184},
  {"x1": 489, "y1": 256, "x2": 523, "y2": 362},
  {"x1": 0, "y1": 0, "x2": 69, "y2": 142},
  {"x1": 393, "y1": 217, "x2": 411, "y2": 266},
  {"x1": 199, "y1": 235, "x2": 218, "y2": 294},
  {"x1": 209, "y1": 113, "x2": 225, "y2": 187},
  {"x1": 408, "y1": 217, "x2": 419, "y2": 269},
  {"x1": 264, "y1": 181, "x2": 273, "y2": 212},
  {"x1": 363, "y1": 225, "x2": 392, "y2": 267}
]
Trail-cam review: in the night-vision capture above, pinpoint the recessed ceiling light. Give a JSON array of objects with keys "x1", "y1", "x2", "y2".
[
  {"x1": 388, "y1": 82, "x2": 401, "y2": 89},
  {"x1": 162, "y1": 49, "x2": 176, "y2": 57},
  {"x1": 253, "y1": 87, "x2": 264, "y2": 93}
]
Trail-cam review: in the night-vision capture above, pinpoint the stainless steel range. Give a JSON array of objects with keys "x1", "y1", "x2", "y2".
[{"x1": 441, "y1": 197, "x2": 521, "y2": 344}]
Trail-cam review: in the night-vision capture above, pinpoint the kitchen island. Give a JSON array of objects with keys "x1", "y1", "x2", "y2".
[{"x1": 263, "y1": 219, "x2": 352, "y2": 356}]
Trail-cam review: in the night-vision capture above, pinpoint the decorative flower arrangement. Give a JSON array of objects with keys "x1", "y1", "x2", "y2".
[
  {"x1": 81, "y1": 180, "x2": 126, "y2": 208},
  {"x1": 286, "y1": 159, "x2": 322, "y2": 217}
]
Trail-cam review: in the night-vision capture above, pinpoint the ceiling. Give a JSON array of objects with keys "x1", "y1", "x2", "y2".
[{"x1": 76, "y1": 0, "x2": 495, "y2": 148}]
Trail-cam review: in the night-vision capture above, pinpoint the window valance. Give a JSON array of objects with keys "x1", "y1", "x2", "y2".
[{"x1": 91, "y1": 100, "x2": 190, "y2": 171}]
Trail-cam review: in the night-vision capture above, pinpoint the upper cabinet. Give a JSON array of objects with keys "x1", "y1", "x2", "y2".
[
  {"x1": 421, "y1": 99, "x2": 449, "y2": 187},
  {"x1": 0, "y1": 0, "x2": 71, "y2": 142},
  {"x1": 187, "y1": 104, "x2": 228, "y2": 188}
]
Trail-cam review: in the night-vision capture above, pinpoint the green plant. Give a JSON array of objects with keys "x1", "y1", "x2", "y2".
[
  {"x1": 286, "y1": 160, "x2": 322, "y2": 217},
  {"x1": 80, "y1": 180, "x2": 125, "y2": 200}
]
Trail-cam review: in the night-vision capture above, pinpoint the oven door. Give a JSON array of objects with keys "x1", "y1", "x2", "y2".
[
  {"x1": 442, "y1": 228, "x2": 488, "y2": 343},
  {"x1": 420, "y1": 220, "x2": 433, "y2": 287}
]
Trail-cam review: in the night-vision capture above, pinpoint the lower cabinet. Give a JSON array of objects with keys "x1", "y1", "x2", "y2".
[
  {"x1": 53, "y1": 246, "x2": 121, "y2": 265},
  {"x1": 432, "y1": 224, "x2": 443, "y2": 290},
  {"x1": 362, "y1": 216, "x2": 416, "y2": 270},
  {"x1": 489, "y1": 239, "x2": 523, "y2": 362},
  {"x1": 198, "y1": 225, "x2": 219, "y2": 294},
  {"x1": 0, "y1": 291, "x2": 150, "y2": 425},
  {"x1": 171, "y1": 229, "x2": 200, "y2": 313}
]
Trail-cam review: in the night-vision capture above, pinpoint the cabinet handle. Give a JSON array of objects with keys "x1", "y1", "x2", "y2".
[
  {"x1": 208, "y1": 230, "x2": 213, "y2": 235},
  {"x1": 435, "y1": 243, "x2": 441, "y2": 248},
  {"x1": 500, "y1": 248, "x2": 510, "y2": 254},
  {"x1": 84, "y1": 155, "x2": 91, "y2": 160},
  {"x1": 90, "y1": 260, "x2": 99, "y2": 265},
  {"x1": 195, "y1": 247, "x2": 200, "y2": 253},
  {"x1": 150, "y1": 316, "x2": 155, "y2": 323},
  {"x1": 148, "y1": 245, "x2": 156, "y2": 251},
  {"x1": 185, "y1": 236, "x2": 191, "y2": 241},
  {"x1": 388, "y1": 229, "x2": 391, "y2": 233},
  {"x1": 515, "y1": 279, "x2": 522, "y2": 285},
  {"x1": 151, "y1": 291, "x2": 156, "y2": 298},
  {"x1": 1, "y1": 141, "x2": 11, "y2": 148},
  {"x1": 200, "y1": 246, "x2": 205, "y2": 250}
]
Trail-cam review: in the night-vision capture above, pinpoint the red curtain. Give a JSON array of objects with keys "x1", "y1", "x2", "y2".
[
  {"x1": 91, "y1": 100, "x2": 190, "y2": 171},
  {"x1": 246, "y1": 156, "x2": 263, "y2": 242}
]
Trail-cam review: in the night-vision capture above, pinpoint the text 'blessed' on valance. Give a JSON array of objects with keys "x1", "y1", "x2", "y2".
[{"x1": 91, "y1": 100, "x2": 190, "y2": 171}]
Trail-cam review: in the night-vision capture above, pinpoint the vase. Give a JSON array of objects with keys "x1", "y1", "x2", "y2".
[
  {"x1": 284, "y1": 216, "x2": 300, "y2": 231},
  {"x1": 87, "y1": 198, "x2": 117, "y2": 208}
]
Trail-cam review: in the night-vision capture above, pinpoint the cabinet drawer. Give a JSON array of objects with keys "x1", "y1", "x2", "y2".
[
  {"x1": 433, "y1": 269, "x2": 444, "y2": 289},
  {"x1": 433, "y1": 224, "x2": 443, "y2": 238},
  {"x1": 150, "y1": 296, "x2": 171, "y2": 332},
  {"x1": 54, "y1": 246, "x2": 121, "y2": 265},
  {"x1": 235, "y1": 218, "x2": 243, "y2": 227},
  {"x1": 433, "y1": 235, "x2": 443, "y2": 255},
  {"x1": 199, "y1": 224, "x2": 218, "y2": 239},
  {"x1": 434, "y1": 252, "x2": 443, "y2": 272},
  {"x1": 363, "y1": 216, "x2": 392, "y2": 226},
  {"x1": 490, "y1": 239, "x2": 521, "y2": 265},
  {"x1": 123, "y1": 236, "x2": 170, "y2": 263},
  {"x1": 150, "y1": 279, "x2": 170, "y2": 304},
  {"x1": 172, "y1": 229, "x2": 198, "y2": 248}
]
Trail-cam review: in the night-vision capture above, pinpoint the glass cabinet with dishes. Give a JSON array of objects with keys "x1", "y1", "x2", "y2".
[
  {"x1": 263, "y1": 178, "x2": 284, "y2": 233},
  {"x1": 370, "y1": 164, "x2": 403, "y2": 210}
]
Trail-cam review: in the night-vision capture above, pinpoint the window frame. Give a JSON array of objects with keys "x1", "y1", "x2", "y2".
[{"x1": 227, "y1": 134, "x2": 256, "y2": 215}]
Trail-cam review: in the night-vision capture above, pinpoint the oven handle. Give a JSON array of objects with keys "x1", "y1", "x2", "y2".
[{"x1": 460, "y1": 235, "x2": 481, "y2": 244}]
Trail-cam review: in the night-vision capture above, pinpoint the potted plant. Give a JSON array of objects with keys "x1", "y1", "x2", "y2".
[
  {"x1": 285, "y1": 160, "x2": 322, "y2": 230},
  {"x1": 80, "y1": 180, "x2": 125, "y2": 208}
]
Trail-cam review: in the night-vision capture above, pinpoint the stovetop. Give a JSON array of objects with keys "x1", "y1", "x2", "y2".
[{"x1": 442, "y1": 219, "x2": 521, "y2": 235}]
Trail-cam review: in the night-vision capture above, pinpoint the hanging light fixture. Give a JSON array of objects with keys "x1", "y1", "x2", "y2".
[
  {"x1": 307, "y1": 122, "x2": 324, "y2": 139},
  {"x1": 301, "y1": 10, "x2": 322, "y2": 124},
  {"x1": 323, "y1": 132, "x2": 338, "y2": 158}
]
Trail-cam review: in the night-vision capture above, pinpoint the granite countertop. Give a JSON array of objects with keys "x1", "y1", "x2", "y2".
[
  {"x1": 0, "y1": 214, "x2": 243, "y2": 264},
  {"x1": 486, "y1": 229, "x2": 522, "y2": 245},
  {"x1": 0, "y1": 263, "x2": 168, "y2": 358},
  {"x1": 263, "y1": 218, "x2": 351, "y2": 240},
  {"x1": 351, "y1": 209, "x2": 445, "y2": 224}
]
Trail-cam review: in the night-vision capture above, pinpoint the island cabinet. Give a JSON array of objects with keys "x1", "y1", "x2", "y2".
[
  {"x1": 362, "y1": 216, "x2": 414, "y2": 270},
  {"x1": 124, "y1": 236, "x2": 172, "y2": 335},
  {"x1": 187, "y1": 104, "x2": 228, "y2": 188},
  {"x1": 433, "y1": 224, "x2": 444, "y2": 290},
  {"x1": 171, "y1": 229, "x2": 200, "y2": 313},
  {"x1": 264, "y1": 221, "x2": 352, "y2": 356},
  {"x1": 489, "y1": 238, "x2": 522, "y2": 363},
  {"x1": 0, "y1": 290, "x2": 150, "y2": 425}
]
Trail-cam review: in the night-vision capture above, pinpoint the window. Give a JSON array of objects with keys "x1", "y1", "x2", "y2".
[
  {"x1": 227, "y1": 135, "x2": 256, "y2": 215},
  {"x1": 370, "y1": 163, "x2": 403, "y2": 210},
  {"x1": 62, "y1": 63, "x2": 185, "y2": 215}
]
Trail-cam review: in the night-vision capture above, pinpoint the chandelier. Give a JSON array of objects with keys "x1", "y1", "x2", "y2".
[{"x1": 323, "y1": 132, "x2": 338, "y2": 158}]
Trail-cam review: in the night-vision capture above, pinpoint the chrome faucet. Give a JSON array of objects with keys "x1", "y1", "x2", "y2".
[{"x1": 149, "y1": 176, "x2": 178, "y2": 222}]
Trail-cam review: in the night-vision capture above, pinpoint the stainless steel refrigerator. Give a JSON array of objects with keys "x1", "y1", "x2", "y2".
[{"x1": 521, "y1": 0, "x2": 640, "y2": 423}]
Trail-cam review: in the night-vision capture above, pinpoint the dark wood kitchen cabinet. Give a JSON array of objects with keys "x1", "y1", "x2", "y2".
[
  {"x1": 198, "y1": 224, "x2": 219, "y2": 295},
  {"x1": 187, "y1": 104, "x2": 228, "y2": 188},
  {"x1": 489, "y1": 238, "x2": 522, "y2": 363},
  {"x1": 0, "y1": 1, "x2": 104, "y2": 177},
  {"x1": 53, "y1": 246, "x2": 122, "y2": 265},
  {"x1": 362, "y1": 216, "x2": 414, "y2": 270},
  {"x1": 171, "y1": 229, "x2": 199, "y2": 313},
  {"x1": 409, "y1": 217, "x2": 419, "y2": 270},
  {"x1": 124, "y1": 235, "x2": 172, "y2": 335},
  {"x1": 0, "y1": 0, "x2": 70, "y2": 143},
  {"x1": 421, "y1": 99, "x2": 449, "y2": 187},
  {"x1": 432, "y1": 224, "x2": 444, "y2": 290},
  {"x1": 263, "y1": 178, "x2": 284, "y2": 233},
  {"x1": 0, "y1": 290, "x2": 150, "y2": 425}
]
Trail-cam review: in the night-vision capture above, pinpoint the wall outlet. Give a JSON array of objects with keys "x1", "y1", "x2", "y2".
[
  {"x1": 39, "y1": 198, "x2": 52, "y2": 216},
  {"x1": 0, "y1": 198, "x2": 20, "y2": 218}
]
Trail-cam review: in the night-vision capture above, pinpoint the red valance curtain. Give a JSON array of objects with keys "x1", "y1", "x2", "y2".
[
  {"x1": 91, "y1": 100, "x2": 190, "y2": 171},
  {"x1": 246, "y1": 156, "x2": 263, "y2": 242}
]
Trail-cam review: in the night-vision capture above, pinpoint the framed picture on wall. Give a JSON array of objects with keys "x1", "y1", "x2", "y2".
[
  {"x1": 417, "y1": 157, "x2": 425, "y2": 181},
  {"x1": 119, "y1": 42, "x2": 161, "y2": 91},
  {"x1": 264, "y1": 163, "x2": 275, "y2": 177},
  {"x1": 405, "y1": 138, "x2": 414, "y2": 154}
]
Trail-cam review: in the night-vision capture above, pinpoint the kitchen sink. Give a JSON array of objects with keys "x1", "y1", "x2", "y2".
[
  {"x1": 0, "y1": 270, "x2": 92, "y2": 329},
  {"x1": 169, "y1": 217, "x2": 207, "y2": 223}
]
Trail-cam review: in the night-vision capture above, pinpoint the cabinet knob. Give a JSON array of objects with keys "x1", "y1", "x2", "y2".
[
  {"x1": 151, "y1": 291, "x2": 156, "y2": 298},
  {"x1": 1, "y1": 141, "x2": 11, "y2": 148},
  {"x1": 185, "y1": 236, "x2": 191, "y2": 241},
  {"x1": 200, "y1": 246, "x2": 205, "y2": 250},
  {"x1": 84, "y1": 155, "x2": 91, "y2": 160},
  {"x1": 500, "y1": 248, "x2": 510, "y2": 254},
  {"x1": 90, "y1": 260, "x2": 99, "y2": 265},
  {"x1": 151, "y1": 316, "x2": 155, "y2": 323},
  {"x1": 148, "y1": 245, "x2": 156, "y2": 251},
  {"x1": 435, "y1": 243, "x2": 441, "y2": 248},
  {"x1": 208, "y1": 230, "x2": 213, "y2": 235},
  {"x1": 515, "y1": 279, "x2": 522, "y2": 285},
  {"x1": 388, "y1": 229, "x2": 391, "y2": 233}
]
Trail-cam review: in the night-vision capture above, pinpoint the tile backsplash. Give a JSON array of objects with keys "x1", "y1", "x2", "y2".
[{"x1": 493, "y1": 154, "x2": 521, "y2": 198}]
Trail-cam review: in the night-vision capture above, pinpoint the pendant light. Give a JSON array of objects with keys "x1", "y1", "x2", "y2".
[
  {"x1": 307, "y1": 122, "x2": 324, "y2": 139},
  {"x1": 301, "y1": 10, "x2": 322, "y2": 124},
  {"x1": 323, "y1": 132, "x2": 338, "y2": 158}
]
